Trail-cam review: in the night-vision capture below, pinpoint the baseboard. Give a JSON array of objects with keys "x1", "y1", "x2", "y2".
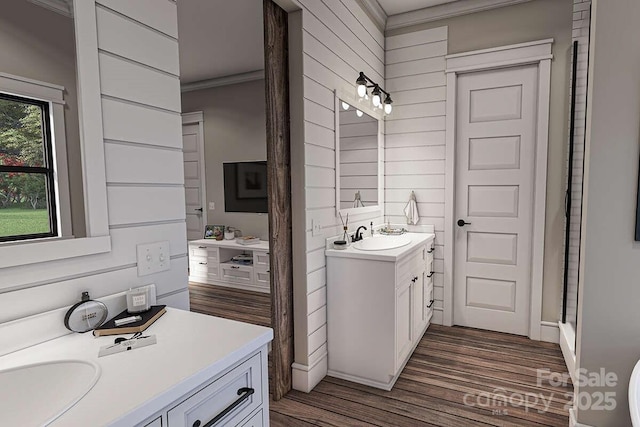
[
  {"x1": 558, "y1": 321, "x2": 577, "y2": 383},
  {"x1": 570, "y1": 407, "x2": 594, "y2": 427},
  {"x1": 292, "y1": 351, "x2": 327, "y2": 393},
  {"x1": 540, "y1": 320, "x2": 560, "y2": 343}
]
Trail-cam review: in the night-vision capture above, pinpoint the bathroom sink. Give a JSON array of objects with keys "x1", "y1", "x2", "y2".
[
  {"x1": 0, "y1": 359, "x2": 101, "y2": 426},
  {"x1": 353, "y1": 235, "x2": 412, "y2": 251},
  {"x1": 631, "y1": 359, "x2": 640, "y2": 426}
]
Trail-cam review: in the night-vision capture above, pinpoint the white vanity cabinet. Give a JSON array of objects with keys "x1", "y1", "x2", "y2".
[
  {"x1": 325, "y1": 233, "x2": 435, "y2": 390},
  {"x1": 189, "y1": 239, "x2": 270, "y2": 293}
]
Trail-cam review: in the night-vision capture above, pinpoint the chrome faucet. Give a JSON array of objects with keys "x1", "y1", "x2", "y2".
[{"x1": 353, "y1": 226, "x2": 367, "y2": 242}]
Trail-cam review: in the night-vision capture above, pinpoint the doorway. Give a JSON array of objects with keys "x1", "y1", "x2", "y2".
[{"x1": 444, "y1": 40, "x2": 553, "y2": 339}]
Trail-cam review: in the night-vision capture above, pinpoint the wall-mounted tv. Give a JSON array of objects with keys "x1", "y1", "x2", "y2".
[{"x1": 223, "y1": 161, "x2": 268, "y2": 213}]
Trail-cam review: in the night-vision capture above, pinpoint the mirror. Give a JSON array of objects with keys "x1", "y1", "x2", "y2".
[
  {"x1": 0, "y1": 0, "x2": 83, "y2": 241},
  {"x1": 0, "y1": 0, "x2": 111, "y2": 269},
  {"x1": 335, "y1": 97, "x2": 383, "y2": 216}
]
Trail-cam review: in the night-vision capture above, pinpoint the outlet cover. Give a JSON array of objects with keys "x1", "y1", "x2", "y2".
[
  {"x1": 312, "y1": 219, "x2": 322, "y2": 237},
  {"x1": 209, "y1": 202, "x2": 215, "y2": 210},
  {"x1": 137, "y1": 241, "x2": 171, "y2": 276}
]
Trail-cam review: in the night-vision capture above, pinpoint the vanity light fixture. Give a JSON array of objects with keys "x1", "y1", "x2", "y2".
[{"x1": 354, "y1": 71, "x2": 393, "y2": 115}]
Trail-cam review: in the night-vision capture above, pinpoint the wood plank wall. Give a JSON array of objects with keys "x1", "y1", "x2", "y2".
[
  {"x1": 563, "y1": 0, "x2": 591, "y2": 323},
  {"x1": 384, "y1": 27, "x2": 448, "y2": 325},
  {"x1": 0, "y1": 0, "x2": 188, "y2": 323},
  {"x1": 291, "y1": 0, "x2": 385, "y2": 389}
]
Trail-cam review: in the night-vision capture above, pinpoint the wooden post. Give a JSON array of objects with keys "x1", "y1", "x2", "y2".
[{"x1": 263, "y1": 0, "x2": 294, "y2": 401}]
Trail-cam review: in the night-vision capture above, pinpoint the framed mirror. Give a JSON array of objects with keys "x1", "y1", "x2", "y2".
[
  {"x1": 0, "y1": 0, "x2": 110, "y2": 269},
  {"x1": 335, "y1": 94, "x2": 384, "y2": 217}
]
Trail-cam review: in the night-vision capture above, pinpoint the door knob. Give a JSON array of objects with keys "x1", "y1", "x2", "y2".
[
  {"x1": 457, "y1": 219, "x2": 471, "y2": 227},
  {"x1": 195, "y1": 207, "x2": 203, "y2": 212}
]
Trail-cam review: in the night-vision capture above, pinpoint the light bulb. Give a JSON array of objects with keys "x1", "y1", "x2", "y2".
[
  {"x1": 356, "y1": 109, "x2": 363, "y2": 117},
  {"x1": 341, "y1": 101, "x2": 350, "y2": 111},
  {"x1": 372, "y1": 94, "x2": 381, "y2": 107},
  {"x1": 357, "y1": 84, "x2": 367, "y2": 98},
  {"x1": 384, "y1": 103, "x2": 392, "y2": 114}
]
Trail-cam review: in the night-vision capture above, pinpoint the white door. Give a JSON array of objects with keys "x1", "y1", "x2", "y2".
[
  {"x1": 182, "y1": 113, "x2": 206, "y2": 241},
  {"x1": 453, "y1": 65, "x2": 538, "y2": 336}
]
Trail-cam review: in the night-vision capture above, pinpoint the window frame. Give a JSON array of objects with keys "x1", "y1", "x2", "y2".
[{"x1": 0, "y1": 92, "x2": 60, "y2": 242}]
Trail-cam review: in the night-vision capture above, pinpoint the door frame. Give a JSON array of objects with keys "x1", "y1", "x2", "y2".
[
  {"x1": 443, "y1": 39, "x2": 553, "y2": 340},
  {"x1": 182, "y1": 111, "x2": 207, "y2": 238}
]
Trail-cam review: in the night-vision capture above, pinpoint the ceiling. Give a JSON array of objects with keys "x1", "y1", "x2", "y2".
[
  {"x1": 376, "y1": 0, "x2": 461, "y2": 16},
  {"x1": 177, "y1": 0, "x2": 264, "y2": 85}
]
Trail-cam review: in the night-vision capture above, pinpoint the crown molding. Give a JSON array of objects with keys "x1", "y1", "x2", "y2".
[
  {"x1": 386, "y1": 0, "x2": 534, "y2": 31},
  {"x1": 27, "y1": 0, "x2": 73, "y2": 18},
  {"x1": 357, "y1": 0, "x2": 387, "y2": 31},
  {"x1": 180, "y1": 69, "x2": 265, "y2": 93}
]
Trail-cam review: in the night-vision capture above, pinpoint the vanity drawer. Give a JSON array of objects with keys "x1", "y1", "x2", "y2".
[
  {"x1": 190, "y1": 257, "x2": 219, "y2": 280},
  {"x1": 254, "y1": 268, "x2": 270, "y2": 288},
  {"x1": 168, "y1": 353, "x2": 263, "y2": 427},
  {"x1": 220, "y1": 263, "x2": 254, "y2": 284},
  {"x1": 254, "y1": 251, "x2": 270, "y2": 268},
  {"x1": 241, "y1": 409, "x2": 264, "y2": 427},
  {"x1": 190, "y1": 245, "x2": 219, "y2": 261},
  {"x1": 396, "y1": 253, "x2": 421, "y2": 287},
  {"x1": 144, "y1": 416, "x2": 162, "y2": 427}
]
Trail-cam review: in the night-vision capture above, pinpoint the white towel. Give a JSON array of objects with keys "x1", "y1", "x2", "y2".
[
  {"x1": 404, "y1": 192, "x2": 420, "y2": 225},
  {"x1": 353, "y1": 191, "x2": 365, "y2": 208}
]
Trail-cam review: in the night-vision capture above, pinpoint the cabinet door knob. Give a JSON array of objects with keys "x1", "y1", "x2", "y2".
[
  {"x1": 231, "y1": 265, "x2": 240, "y2": 269},
  {"x1": 199, "y1": 262, "x2": 207, "y2": 265},
  {"x1": 198, "y1": 246, "x2": 207, "y2": 249},
  {"x1": 426, "y1": 299, "x2": 434, "y2": 308},
  {"x1": 427, "y1": 271, "x2": 434, "y2": 278},
  {"x1": 427, "y1": 247, "x2": 435, "y2": 254}
]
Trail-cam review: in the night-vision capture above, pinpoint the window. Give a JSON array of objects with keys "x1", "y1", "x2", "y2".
[{"x1": 0, "y1": 93, "x2": 58, "y2": 242}]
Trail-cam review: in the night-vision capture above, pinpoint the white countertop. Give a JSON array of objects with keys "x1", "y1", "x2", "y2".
[
  {"x1": 0, "y1": 308, "x2": 273, "y2": 427},
  {"x1": 191, "y1": 238, "x2": 269, "y2": 251},
  {"x1": 325, "y1": 232, "x2": 435, "y2": 262}
]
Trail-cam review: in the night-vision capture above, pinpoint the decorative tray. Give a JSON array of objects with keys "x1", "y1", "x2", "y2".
[
  {"x1": 379, "y1": 227, "x2": 407, "y2": 236},
  {"x1": 236, "y1": 236, "x2": 261, "y2": 245}
]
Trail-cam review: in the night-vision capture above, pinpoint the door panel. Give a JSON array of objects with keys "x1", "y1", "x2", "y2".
[
  {"x1": 454, "y1": 65, "x2": 538, "y2": 336},
  {"x1": 182, "y1": 120, "x2": 206, "y2": 241}
]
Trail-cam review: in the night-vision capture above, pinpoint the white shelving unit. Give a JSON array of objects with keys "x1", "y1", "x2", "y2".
[{"x1": 188, "y1": 239, "x2": 270, "y2": 293}]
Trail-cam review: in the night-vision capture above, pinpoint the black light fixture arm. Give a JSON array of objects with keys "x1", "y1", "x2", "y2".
[{"x1": 357, "y1": 71, "x2": 390, "y2": 97}]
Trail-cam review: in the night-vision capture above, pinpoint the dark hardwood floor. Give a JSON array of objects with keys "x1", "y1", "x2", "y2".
[{"x1": 189, "y1": 282, "x2": 570, "y2": 426}]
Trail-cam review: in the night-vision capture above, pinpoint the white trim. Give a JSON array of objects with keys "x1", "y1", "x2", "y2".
[
  {"x1": 569, "y1": 407, "x2": 594, "y2": 427},
  {"x1": 540, "y1": 321, "x2": 559, "y2": 344},
  {"x1": 386, "y1": 0, "x2": 534, "y2": 31},
  {"x1": 292, "y1": 352, "x2": 327, "y2": 393},
  {"x1": 182, "y1": 112, "x2": 207, "y2": 239},
  {"x1": 0, "y1": 0, "x2": 111, "y2": 269},
  {"x1": 443, "y1": 39, "x2": 553, "y2": 340},
  {"x1": 27, "y1": 0, "x2": 73, "y2": 18},
  {"x1": 358, "y1": 0, "x2": 387, "y2": 31},
  {"x1": 559, "y1": 321, "x2": 577, "y2": 383},
  {"x1": 334, "y1": 91, "x2": 384, "y2": 219},
  {"x1": 180, "y1": 70, "x2": 265, "y2": 93}
]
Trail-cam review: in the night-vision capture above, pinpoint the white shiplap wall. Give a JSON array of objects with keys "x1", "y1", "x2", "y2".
[
  {"x1": 384, "y1": 27, "x2": 448, "y2": 325},
  {"x1": 291, "y1": 0, "x2": 385, "y2": 391},
  {"x1": 0, "y1": 1, "x2": 188, "y2": 324},
  {"x1": 563, "y1": 0, "x2": 591, "y2": 324}
]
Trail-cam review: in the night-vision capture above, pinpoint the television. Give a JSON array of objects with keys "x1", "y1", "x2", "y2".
[{"x1": 223, "y1": 161, "x2": 268, "y2": 213}]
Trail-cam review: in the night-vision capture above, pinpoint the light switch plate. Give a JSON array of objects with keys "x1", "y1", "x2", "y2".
[
  {"x1": 137, "y1": 241, "x2": 171, "y2": 276},
  {"x1": 209, "y1": 202, "x2": 215, "y2": 210},
  {"x1": 312, "y1": 219, "x2": 322, "y2": 237}
]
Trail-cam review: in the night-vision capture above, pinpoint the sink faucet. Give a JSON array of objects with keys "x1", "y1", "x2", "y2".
[{"x1": 353, "y1": 226, "x2": 367, "y2": 242}]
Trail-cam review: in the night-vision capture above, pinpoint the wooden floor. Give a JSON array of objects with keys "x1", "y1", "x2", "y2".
[{"x1": 189, "y1": 283, "x2": 571, "y2": 426}]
